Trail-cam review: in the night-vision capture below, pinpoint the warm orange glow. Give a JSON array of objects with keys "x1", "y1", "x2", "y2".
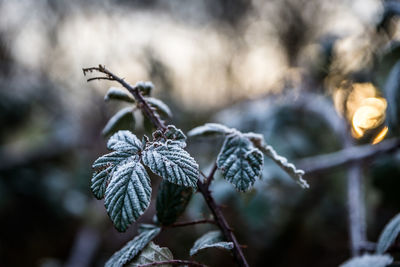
[
  {"x1": 333, "y1": 82, "x2": 388, "y2": 142},
  {"x1": 351, "y1": 97, "x2": 387, "y2": 139},
  {"x1": 372, "y1": 126, "x2": 389, "y2": 145}
]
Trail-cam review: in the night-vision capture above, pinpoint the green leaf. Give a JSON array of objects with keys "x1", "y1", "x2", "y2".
[
  {"x1": 384, "y1": 60, "x2": 400, "y2": 133},
  {"x1": 188, "y1": 123, "x2": 232, "y2": 137},
  {"x1": 105, "y1": 226, "x2": 161, "y2": 267},
  {"x1": 105, "y1": 87, "x2": 135, "y2": 103},
  {"x1": 102, "y1": 107, "x2": 135, "y2": 136},
  {"x1": 92, "y1": 151, "x2": 134, "y2": 169},
  {"x1": 377, "y1": 213, "x2": 400, "y2": 254},
  {"x1": 152, "y1": 125, "x2": 186, "y2": 148},
  {"x1": 190, "y1": 230, "x2": 233, "y2": 256},
  {"x1": 142, "y1": 142, "x2": 199, "y2": 188},
  {"x1": 217, "y1": 133, "x2": 263, "y2": 192},
  {"x1": 164, "y1": 125, "x2": 186, "y2": 144},
  {"x1": 145, "y1": 97, "x2": 172, "y2": 118},
  {"x1": 91, "y1": 167, "x2": 112, "y2": 199},
  {"x1": 127, "y1": 242, "x2": 173, "y2": 267},
  {"x1": 136, "y1": 81, "x2": 153, "y2": 96},
  {"x1": 339, "y1": 254, "x2": 393, "y2": 267},
  {"x1": 92, "y1": 151, "x2": 135, "y2": 199},
  {"x1": 105, "y1": 158, "x2": 152, "y2": 232},
  {"x1": 107, "y1": 130, "x2": 142, "y2": 153},
  {"x1": 156, "y1": 180, "x2": 193, "y2": 225},
  {"x1": 245, "y1": 133, "x2": 309, "y2": 189}
]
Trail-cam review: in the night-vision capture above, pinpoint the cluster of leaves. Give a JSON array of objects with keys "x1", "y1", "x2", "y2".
[
  {"x1": 92, "y1": 126, "x2": 199, "y2": 232},
  {"x1": 88, "y1": 74, "x2": 308, "y2": 266}
]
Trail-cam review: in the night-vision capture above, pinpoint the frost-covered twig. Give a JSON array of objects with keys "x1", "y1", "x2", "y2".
[
  {"x1": 347, "y1": 162, "x2": 366, "y2": 256},
  {"x1": 297, "y1": 137, "x2": 400, "y2": 174},
  {"x1": 245, "y1": 133, "x2": 309, "y2": 189}
]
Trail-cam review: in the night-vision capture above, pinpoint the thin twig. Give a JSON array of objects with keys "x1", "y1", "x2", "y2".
[
  {"x1": 138, "y1": 259, "x2": 207, "y2": 267},
  {"x1": 84, "y1": 66, "x2": 249, "y2": 267},
  {"x1": 297, "y1": 137, "x2": 400, "y2": 174},
  {"x1": 86, "y1": 76, "x2": 114, "y2": 82},
  {"x1": 83, "y1": 65, "x2": 166, "y2": 131},
  {"x1": 165, "y1": 219, "x2": 216, "y2": 228}
]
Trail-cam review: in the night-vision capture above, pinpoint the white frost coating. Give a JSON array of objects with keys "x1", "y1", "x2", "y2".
[
  {"x1": 244, "y1": 132, "x2": 309, "y2": 189},
  {"x1": 190, "y1": 230, "x2": 233, "y2": 256},
  {"x1": 107, "y1": 130, "x2": 142, "y2": 153},
  {"x1": 104, "y1": 87, "x2": 135, "y2": 103},
  {"x1": 106, "y1": 226, "x2": 160, "y2": 267},
  {"x1": 377, "y1": 213, "x2": 400, "y2": 254},
  {"x1": 145, "y1": 97, "x2": 172, "y2": 118},
  {"x1": 102, "y1": 107, "x2": 135, "y2": 136},
  {"x1": 339, "y1": 254, "x2": 393, "y2": 267},
  {"x1": 187, "y1": 123, "x2": 233, "y2": 137}
]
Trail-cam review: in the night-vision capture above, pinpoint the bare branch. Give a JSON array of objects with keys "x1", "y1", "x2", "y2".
[
  {"x1": 206, "y1": 163, "x2": 218, "y2": 187},
  {"x1": 297, "y1": 137, "x2": 400, "y2": 174}
]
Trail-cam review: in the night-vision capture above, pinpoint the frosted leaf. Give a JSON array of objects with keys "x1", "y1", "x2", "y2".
[
  {"x1": 105, "y1": 87, "x2": 135, "y2": 103},
  {"x1": 152, "y1": 125, "x2": 186, "y2": 148},
  {"x1": 145, "y1": 97, "x2": 172, "y2": 118},
  {"x1": 92, "y1": 151, "x2": 135, "y2": 199},
  {"x1": 105, "y1": 158, "x2": 152, "y2": 232},
  {"x1": 92, "y1": 151, "x2": 134, "y2": 169},
  {"x1": 190, "y1": 230, "x2": 233, "y2": 256},
  {"x1": 217, "y1": 133, "x2": 263, "y2": 192},
  {"x1": 102, "y1": 107, "x2": 135, "y2": 136},
  {"x1": 127, "y1": 242, "x2": 173, "y2": 267},
  {"x1": 91, "y1": 167, "x2": 112, "y2": 200},
  {"x1": 156, "y1": 180, "x2": 193, "y2": 225},
  {"x1": 377, "y1": 213, "x2": 400, "y2": 254},
  {"x1": 105, "y1": 225, "x2": 160, "y2": 267},
  {"x1": 245, "y1": 133, "x2": 309, "y2": 189},
  {"x1": 142, "y1": 142, "x2": 199, "y2": 188},
  {"x1": 135, "y1": 81, "x2": 153, "y2": 96},
  {"x1": 188, "y1": 123, "x2": 233, "y2": 137},
  {"x1": 107, "y1": 130, "x2": 142, "y2": 153},
  {"x1": 339, "y1": 254, "x2": 393, "y2": 267}
]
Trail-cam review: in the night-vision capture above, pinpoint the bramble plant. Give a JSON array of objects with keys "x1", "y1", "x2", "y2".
[{"x1": 83, "y1": 65, "x2": 308, "y2": 267}]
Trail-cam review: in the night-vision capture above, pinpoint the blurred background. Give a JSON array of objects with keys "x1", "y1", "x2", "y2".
[{"x1": 2, "y1": 0, "x2": 400, "y2": 266}]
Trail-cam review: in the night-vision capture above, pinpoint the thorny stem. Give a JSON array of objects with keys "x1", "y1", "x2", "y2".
[
  {"x1": 138, "y1": 259, "x2": 207, "y2": 267},
  {"x1": 84, "y1": 65, "x2": 249, "y2": 267}
]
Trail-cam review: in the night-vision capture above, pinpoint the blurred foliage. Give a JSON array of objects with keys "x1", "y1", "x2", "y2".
[{"x1": 2, "y1": 0, "x2": 400, "y2": 266}]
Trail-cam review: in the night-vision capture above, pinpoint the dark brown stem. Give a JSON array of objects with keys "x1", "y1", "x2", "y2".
[
  {"x1": 206, "y1": 163, "x2": 218, "y2": 187},
  {"x1": 84, "y1": 66, "x2": 249, "y2": 267},
  {"x1": 138, "y1": 259, "x2": 207, "y2": 267},
  {"x1": 83, "y1": 65, "x2": 166, "y2": 131},
  {"x1": 165, "y1": 219, "x2": 216, "y2": 228},
  {"x1": 197, "y1": 180, "x2": 249, "y2": 267}
]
